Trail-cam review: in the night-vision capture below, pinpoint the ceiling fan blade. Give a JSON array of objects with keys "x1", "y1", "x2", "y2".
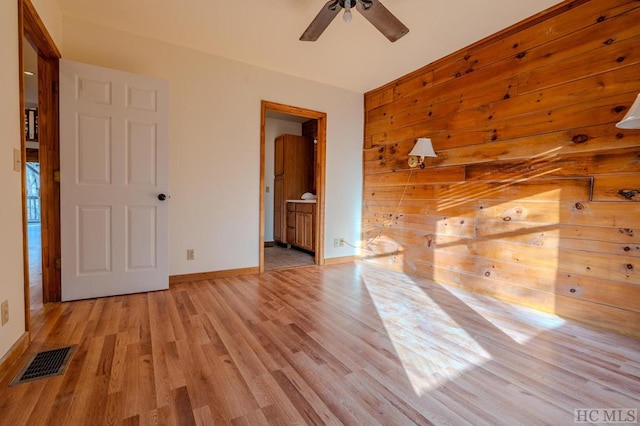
[
  {"x1": 300, "y1": 0, "x2": 342, "y2": 41},
  {"x1": 356, "y1": 0, "x2": 409, "y2": 42}
]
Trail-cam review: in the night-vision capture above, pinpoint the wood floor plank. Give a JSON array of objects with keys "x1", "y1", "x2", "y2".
[
  {"x1": 274, "y1": 366, "x2": 342, "y2": 425},
  {"x1": 0, "y1": 262, "x2": 638, "y2": 425}
]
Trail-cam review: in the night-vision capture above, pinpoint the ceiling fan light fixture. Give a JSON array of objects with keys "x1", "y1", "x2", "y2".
[
  {"x1": 300, "y1": 0, "x2": 408, "y2": 42},
  {"x1": 343, "y1": 8, "x2": 352, "y2": 23},
  {"x1": 343, "y1": 0, "x2": 353, "y2": 23}
]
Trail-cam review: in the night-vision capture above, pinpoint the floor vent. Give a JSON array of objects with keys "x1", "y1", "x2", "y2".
[{"x1": 11, "y1": 345, "x2": 77, "y2": 386}]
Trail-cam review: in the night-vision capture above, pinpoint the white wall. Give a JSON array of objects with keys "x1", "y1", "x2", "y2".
[
  {"x1": 0, "y1": 1, "x2": 62, "y2": 360},
  {"x1": 62, "y1": 17, "x2": 363, "y2": 276},
  {"x1": 264, "y1": 118, "x2": 302, "y2": 243}
]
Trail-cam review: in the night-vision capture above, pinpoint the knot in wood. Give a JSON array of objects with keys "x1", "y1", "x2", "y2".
[
  {"x1": 574, "y1": 202, "x2": 584, "y2": 210},
  {"x1": 618, "y1": 189, "x2": 640, "y2": 201},
  {"x1": 424, "y1": 234, "x2": 434, "y2": 248},
  {"x1": 619, "y1": 228, "x2": 634, "y2": 236},
  {"x1": 572, "y1": 134, "x2": 589, "y2": 144}
]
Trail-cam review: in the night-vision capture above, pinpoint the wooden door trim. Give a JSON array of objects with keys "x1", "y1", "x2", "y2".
[
  {"x1": 18, "y1": 0, "x2": 62, "y2": 334},
  {"x1": 260, "y1": 101, "x2": 327, "y2": 272},
  {"x1": 22, "y1": 0, "x2": 61, "y2": 58}
]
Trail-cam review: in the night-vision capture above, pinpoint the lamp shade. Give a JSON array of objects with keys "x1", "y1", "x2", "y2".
[
  {"x1": 616, "y1": 93, "x2": 640, "y2": 129},
  {"x1": 409, "y1": 138, "x2": 437, "y2": 157}
]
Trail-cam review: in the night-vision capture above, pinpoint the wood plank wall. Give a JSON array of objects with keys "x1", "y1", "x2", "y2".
[{"x1": 362, "y1": 0, "x2": 640, "y2": 338}]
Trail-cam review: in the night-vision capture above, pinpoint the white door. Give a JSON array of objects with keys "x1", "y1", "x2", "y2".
[{"x1": 60, "y1": 59, "x2": 169, "y2": 301}]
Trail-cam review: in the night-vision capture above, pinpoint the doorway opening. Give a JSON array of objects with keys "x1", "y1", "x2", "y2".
[
  {"x1": 19, "y1": 0, "x2": 62, "y2": 332},
  {"x1": 260, "y1": 101, "x2": 327, "y2": 273},
  {"x1": 23, "y1": 38, "x2": 42, "y2": 315}
]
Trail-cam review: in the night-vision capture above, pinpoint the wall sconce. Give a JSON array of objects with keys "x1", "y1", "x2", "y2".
[
  {"x1": 408, "y1": 137, "x2": 437, "y2": 168},
  {"x1": 616, "y1": 93, "x2": 640, "y2": 129}
]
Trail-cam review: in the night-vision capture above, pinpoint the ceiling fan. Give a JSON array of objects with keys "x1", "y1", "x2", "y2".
[{"x1": 300, "y1": 0, "x2": 409, "y2": 43}]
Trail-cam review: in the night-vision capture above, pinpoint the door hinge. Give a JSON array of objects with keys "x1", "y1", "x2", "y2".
[
  {"x1": 53, "y1": 81, "x2": 59, "y2": 94},
  {"x1": 55, "y1": 258, "x2": 61, "y2": 269},
  {"x1": 54, "y1": 170, "x2": 60, "y2": 182}
]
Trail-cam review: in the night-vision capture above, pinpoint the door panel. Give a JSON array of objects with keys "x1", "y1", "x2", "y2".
[
  {"x1": 126, "y1": 205, "x2": 157, "y2": 270},
  {"x1": 60, "y1": 59, "x2": 169, "y2": 301},
  {"x1": 78, "y1": 114, "x2": 111, "y2": 184},
  {"x1": 127, "y1": 121, "x2": 157, "y2": 186},
  {"x1": 77, "y1": 205, "x2": 111, "y2": 274}
]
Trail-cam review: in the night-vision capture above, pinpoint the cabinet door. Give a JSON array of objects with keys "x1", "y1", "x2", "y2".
[
  {"x1": 295, "y1": 212, "x2": 305, "y2": 247},
  {"x1": 273, "y1": 176, "x2": 283, "y2": 242},
  {"x1": 286, "y1": 210, "x2": 295, "y2": 244},
  {"x1": 303, "y1": 213, "x2": 314, "y2": 251},
  {"x1": 274, "y1": 136, "x2": 284, "y2": 176}
]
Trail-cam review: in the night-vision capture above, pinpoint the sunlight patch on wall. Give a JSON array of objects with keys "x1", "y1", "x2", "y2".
[
  {"x1": 361, "y1": 235, "x2": 405, "y2": 270},
  {"x1": 433, "y1": 189, "x2": 563, "y2": 315},
  {"x1": 438, "y1": 285, "x2": 566, "y2": 345}
]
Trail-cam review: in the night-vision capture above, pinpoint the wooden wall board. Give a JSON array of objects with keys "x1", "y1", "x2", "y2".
[
  {"x1": 591, "y1": 175, "x2": 640, "y2": 201},
  {"x1": 466, "y1": 147, "x2": 640, "y2": 180},
  {"x1": 434, "y1": 3, "x2": 640, "y2": 89}
]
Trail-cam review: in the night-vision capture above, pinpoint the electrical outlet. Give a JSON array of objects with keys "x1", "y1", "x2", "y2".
[
  {"x1": 265, "y1": 186, "x2": 270, "y2": 193},
  {"x1": 187, "y1": 249, "x2": 195, "y2": 260},
  {"x1": 1, "y1": 300, "x2": 8, "y2": 326},
  {"x1": 333, "y1": 238, "x2": 339, "y2": 248}
]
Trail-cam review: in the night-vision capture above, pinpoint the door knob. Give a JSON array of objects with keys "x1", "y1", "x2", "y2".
[{"x1": 158, "y1": 193, "x2": 167, "y2": 201}]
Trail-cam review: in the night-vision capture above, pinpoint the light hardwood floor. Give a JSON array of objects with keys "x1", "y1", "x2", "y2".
[{"x1": 0, "y1": 262, "x2": 638, "y2": 425}]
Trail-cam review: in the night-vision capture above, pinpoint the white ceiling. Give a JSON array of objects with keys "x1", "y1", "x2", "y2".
[{"x1": 56, "y1": 0, "x2": 561, "y2": 93}]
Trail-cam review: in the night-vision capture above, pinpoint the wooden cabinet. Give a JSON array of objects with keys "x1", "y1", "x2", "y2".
[
  {"x1": 273, "y1": 176, "x2": 284, "y2": 242},
  {"x1": 273, "y1": 134, "x2": 313, "y2": 244},
  {"x1": 287, "y1": 202, "x2": 315, "y2": 253}
]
